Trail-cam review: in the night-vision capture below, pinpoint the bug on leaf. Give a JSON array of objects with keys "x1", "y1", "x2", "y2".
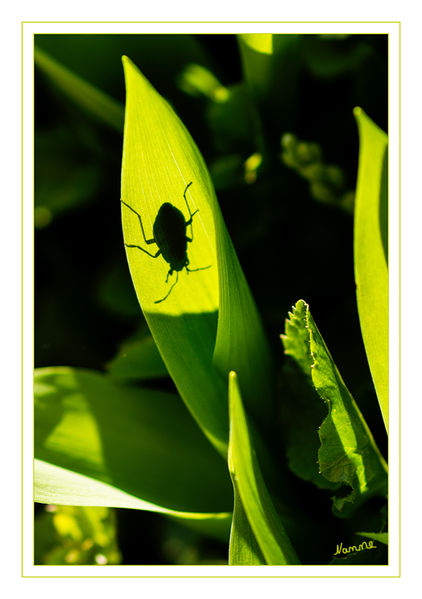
[{"x1": 121, "y1": 182, "x2": 211, "y2": 303}]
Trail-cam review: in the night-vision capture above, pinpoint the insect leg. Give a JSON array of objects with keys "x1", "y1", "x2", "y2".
[
  {"x1": 121, "y1": 200, "x2": 156, "y2": 245},
  {"x1": 155, "y1": 271, "x2": 179, "y2": 304},
  {"x1": 125, "y1": 245, "x2": 161, "y2": 259},
  {"x1": 186, "y1": 264, "x2": 211, "y2": 273},
  {"x1": 183, "y1": 182, "x2": 199, "y2": 238}
]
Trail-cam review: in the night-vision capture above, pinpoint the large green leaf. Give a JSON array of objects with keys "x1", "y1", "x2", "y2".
[
  {"x1": 282, "y1": 300, "x2": 388, "y2": 515},
  {"x1": 120, "y1": 56, "x2": 272, "y2": 456},
  {"x1": 353, "y1": 108, "x2": 388, "y2": 432},
  {"x1": 34, "y1": 368, "x2": 232, "y2": 539},
  {"x1": 228, "y1": 372, "x2": 299, "y2": 565},
  {"x1": 35, "y1": 47, "x2": 124, "y2": 132}
]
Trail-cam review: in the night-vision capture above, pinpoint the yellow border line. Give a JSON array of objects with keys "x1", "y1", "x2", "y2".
[
  {"x1": 23, "y1": 576, "x2": 400, "y2": 579},
  {"x1": 22, "y1": 20, "x2": 400, "y2": 23},
  {"x1": 398, "y1": 21, "x2": 402, "y2": 579},
  {"x1": 25, "y1": 23, "x2": 398, "y2": 578},
  {"x1": 21, "y1": 19, "x2": 24, "y2": 581}
]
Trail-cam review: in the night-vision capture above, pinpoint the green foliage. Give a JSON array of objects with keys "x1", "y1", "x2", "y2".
[
  {"x1": 282, "y1": 301, "x2": 387, "y2": 516},
  {"x1": 228, "y1": 372, "x2": 299, "y2": 565},
  {"x1": 356, "y1": 531, "x2": 388, "y2": 545},
  {"x1": 106, "y1": 331, "x2": 168, "y2": 382},
  {"x1": 34, "y1": 34, "x2": 388, "y2": 565},
  {"x1": 34, "y1": 505, "x2": 121, "y2": 565},
  {"x1": 354, "y1": 108, "x2": 389, "y2": 432},
  {"x1": 34, "y1": 367, "x2": 232, "y2": 540},
  {"x1": 280, "y1": 133, "x2": 354, "y2": 212},
  {"x1": 35, "y1": 47, "x2": 124, "y2": 131},
  {"x1": 120, "y1": 56, "x2": 272, "y2": 455}
]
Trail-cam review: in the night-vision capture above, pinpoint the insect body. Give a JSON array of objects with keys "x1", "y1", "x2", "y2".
[{"x1": 121, "y1": 181, "x2": 211, "y2": 303}]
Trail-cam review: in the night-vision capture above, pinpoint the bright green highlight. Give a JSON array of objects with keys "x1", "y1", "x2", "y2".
[
  {"x1": 34, "y1": 368, "x2": 232, "y2": 539},
  {"x1": 121, "y1": 55, "x2": 226, "y2": 454},
  {"x1": 354, "y1": 107, "x2": 388, "y2": 433},
  {"x1": 282, "y1": 300, "x2": 388, "y2": 515},
  {"x1": 178, "y1": 63, "x2": 230, "y2": 102},
  {"x1": 240, "y1": 34, "x2": 274, "y2": 55},
  {"x1": 228, "y1": 372, "x2": 299, "y2": 565},
  {"x1": 121, "y1": 56, "x2": 218, "y2": 316},
  {"x1": 35, "y1": 461, "x2": 231, "y2": 541},
  {"x1": 120, "y1": 56, "x2": 272, "y2": 454}
]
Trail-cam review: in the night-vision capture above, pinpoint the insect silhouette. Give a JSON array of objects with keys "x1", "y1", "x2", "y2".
[{"x1": 121, "y1": 181, "x2": 211, "y2": 303}]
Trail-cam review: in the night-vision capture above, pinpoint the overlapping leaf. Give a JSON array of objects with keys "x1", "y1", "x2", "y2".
[
  {"x1": 282, "y1": 300, "x2": 388, "y2": 515},
  {"x1": 34, "y1": 368, "x2": 232, "y2": 540},
  {"x1": 228, "y1": 372, "x2": 299, "y2": 565}
]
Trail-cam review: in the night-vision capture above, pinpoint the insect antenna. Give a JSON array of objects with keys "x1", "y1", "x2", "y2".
[
  {"x1": 154, "y1": 271, "x2": 179, "y2": 304},
  {"x1": 186, "y1": 264, "x2": 211, "y2": 273}
]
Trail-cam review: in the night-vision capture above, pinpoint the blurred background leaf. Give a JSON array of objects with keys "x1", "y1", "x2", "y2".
[
  {"x1": 35, "y1": 47, "x2": 124, "y2": 131},
  {"x1": 106, "y1": 329, "x2": 168, "y2": 382},
  {"x1": 34, "y1": 505, "x2": 121, "y2": 565}
]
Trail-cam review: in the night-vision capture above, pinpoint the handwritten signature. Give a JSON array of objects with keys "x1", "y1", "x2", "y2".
[{"x1": 334, "y1": 540, "x2": 377, "y2": 556}]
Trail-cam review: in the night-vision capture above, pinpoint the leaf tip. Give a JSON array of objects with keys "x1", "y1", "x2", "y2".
[
  {"x1": 296, "y1": 298, "x2": 309, "y2": 309},
  {"x1": 121, "y1": 55, "x2": 140, "y2": 80},
  {"x1": 121, "y1": 55, "x2": 131, "y2": 69}
]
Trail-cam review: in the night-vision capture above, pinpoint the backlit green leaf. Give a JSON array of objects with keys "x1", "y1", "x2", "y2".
[
  {"x1": 353, "y1": 108, "x2": 388, "y2": 432},
  {"x1": 34, "y1": 368, "x2": 232, "y2": 540},
  {"x1": 228, "y1": 372, "x2": 299, "y2": 564},
  {"x1": 35, "y1": 460, "x2": 231, "y2": 541},
  {"x1": 282, "y1": 300, "x2": 388, "y2": 515},
  {"x1": 120, "y1": 57, "x2": 272, "y2": 456}
]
